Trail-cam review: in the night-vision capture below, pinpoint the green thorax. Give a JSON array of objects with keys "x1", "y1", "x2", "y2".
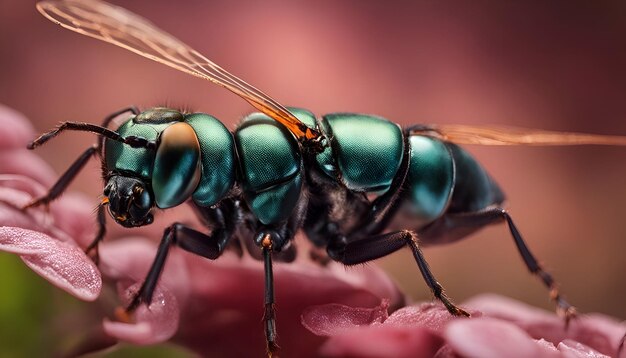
[
  {"x1": 316, "y1": 113, "x2": 404, "y2": 192},
  {"x1": 104, "y1": 109, "x2": 181, "y2": 180},
  {"x1": 234, "y1": 108, "x2": 314, "y2": 225}
]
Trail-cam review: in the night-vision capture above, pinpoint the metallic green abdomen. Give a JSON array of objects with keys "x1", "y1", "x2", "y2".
[
  {"x1": 317, "y1": 113, "x2": 404, "y2": 192},
  {"x1": 405, "y1": 136, "x2": 455, "y2": 227},
  {"x1": 235, "y1": 114, "x2": 303, "y2": 225}
]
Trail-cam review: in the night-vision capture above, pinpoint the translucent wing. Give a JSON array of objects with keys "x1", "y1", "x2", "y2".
[
  {"x1": 36, "y1": 0, "x2": 321, "y2": 142},
  {"x1": 411, "y1": 124, "x2": 626, "y2": 146}
]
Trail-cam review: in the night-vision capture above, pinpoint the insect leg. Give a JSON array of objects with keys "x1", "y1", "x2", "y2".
[
  {"x1": 250, "y1": 215, "x2": 305, "y2": 355},
  {"x1": 126, "y1": 221, "x2": 230, "y2": 313},
  {"x1": 101, "y1": 106, "x2": 140, "y2": 127},
  {"x1": 259, "y1": 233, "x2": 278, "y2": 355},
  {"x1": 28, "y1": 122, "x2": 156, "y2": 150},
  {"x1": 25, "y1": 106, "x2": 140, "y2": 256},
  {"x1": 23, "y1": 145, "x2": 98, "y2": 210},
  {"x1": 327, "y1": 230, "x2": 469, "y2": 317},
  {"x1": 419, "y1": 207, "x2": 576, "y2": 321},
  {"x1": 97, "y1": 105, "x2": 140, "y2": 153},
  {"x1": 189, "y1": 199, "x2": 239, "y2": 255},
  {"x1": 84, "y1": 200, "x2": 108, "y2": 264},
  {"x1": 126, "y1": 200, "x2": 238, "y2": 313},
  {"x1": 24, "y1": 107, "x2": 141, "y2": 208}
]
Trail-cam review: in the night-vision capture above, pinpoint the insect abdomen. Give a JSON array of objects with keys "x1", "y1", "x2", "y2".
[
  {"x1": 312, "y1": 113, "x2": 500, "y2": 229},
  {"x1": 402, "y1": 137, "x2": 504, "y2": 228},
  {"x1": 444, "y1": 143, "x2": 505, "y2": 213},
  {"x1": 403, "y1": 135, "x2": 455, "y2": 227}
]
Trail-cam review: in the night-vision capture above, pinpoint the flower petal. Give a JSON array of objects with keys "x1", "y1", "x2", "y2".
[
  {"x1": 320, "y1": 325, "x2": 444, "y2": 358},
  {"x1": 464, "y1": 294, "x2": 626, "y2": 356},
  {"x1": 386, "y1": 302, "x2": 480, "y2": 333},
  {"x1": 50, "y1": 193, "x2": 98, "y2": 248},
  {"x1": 0, "y1": 104, "x2": 34, "y2": 150},
  {"x1": 558, "y1": 340, "x2": 610, "y2": 358},
  {"x1": 102, "y1": 281, "x2": 179, "y2": 345},
  {"x1": 0, "y1": 176, "x2": 89, "y2": 245},
  {"x1": 302, "y1": 300, "x2": 389, "y2": 336},
  {"x1": 445, "y1": 317, "x2": 560, "y2": 357},
  {"x1": 0, "y1": 151, "x2": 56, "y2": 187},
  {"x1": 98, "y1": 239, "x2": 188, "y2": 344},
  {"x1": 0, "y1": 227, "x2": 101, "y2": 301},
  {"x1": 172, "y1": 249, "x2": 403, "y2": 357}
]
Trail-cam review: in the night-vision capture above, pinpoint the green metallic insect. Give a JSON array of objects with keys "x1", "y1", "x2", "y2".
[{"x1": 25, "y1": 0, "x2": 626, "y2": 354}]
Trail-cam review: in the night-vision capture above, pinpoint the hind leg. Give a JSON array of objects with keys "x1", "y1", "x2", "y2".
[
  {"x1": 327, "y1": 229, "x2": 469, "y2": 317},
  {"x1": 420, "y1": 206, "x2": 576, "y2": 321}
]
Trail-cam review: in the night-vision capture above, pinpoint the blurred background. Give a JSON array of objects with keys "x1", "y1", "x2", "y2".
[{"x1": 1, "y1": 0, "x2": 625, "y2": 356}]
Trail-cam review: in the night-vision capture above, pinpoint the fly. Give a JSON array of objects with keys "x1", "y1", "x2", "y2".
[{"x1": 25, "y1": 0, "x2": 626, "y2": 355}]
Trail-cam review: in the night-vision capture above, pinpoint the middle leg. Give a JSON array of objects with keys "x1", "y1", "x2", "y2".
[{"x1": 248, "y1": 197, "x2": 309, "y2": 355}]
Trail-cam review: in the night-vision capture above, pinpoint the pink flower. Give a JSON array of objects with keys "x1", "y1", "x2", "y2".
[
  {"x1": 302, "y1": 294, "x2": 626, "y2": 357},
  {"x1": 0, "y1": 104, "x2": 404, "y2": 356}
]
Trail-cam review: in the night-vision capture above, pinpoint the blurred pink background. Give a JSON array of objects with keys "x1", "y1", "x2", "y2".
[{"x1": 1, "y1": 0, "x2": 625, "y2": 320}]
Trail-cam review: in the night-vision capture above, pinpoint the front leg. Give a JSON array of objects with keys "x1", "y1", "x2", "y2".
[
  {"x1": 84, "y1": 199, "x2": 108, "y2": 264},
  {"x1": 125, "y1": 221, "x2": 230, "y2": 314}
]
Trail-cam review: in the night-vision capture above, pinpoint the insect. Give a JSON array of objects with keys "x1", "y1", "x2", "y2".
[{"x1": 25, "y1": 0, "x2": 626, "y2": 355}]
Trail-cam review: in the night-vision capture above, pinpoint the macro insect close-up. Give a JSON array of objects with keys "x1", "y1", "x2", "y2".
[{"x1": 1, "y1": 0, "x2": 626, "y2": 357}]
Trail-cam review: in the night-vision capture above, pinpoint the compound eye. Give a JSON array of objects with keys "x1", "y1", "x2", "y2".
[
  {"x1": 133, "y1": 186, "x2": 152, "y2": 210},
  {"x1": 152, "y1": 122, "x2": 201, "y2": 208}
]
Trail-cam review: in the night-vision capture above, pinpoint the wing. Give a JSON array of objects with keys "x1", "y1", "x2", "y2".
[
  {"x1": 36, "y1": 0, "x2": 322, "y2": 143},
  {"x1": 410, "y1": 124, "x2": 626, "y2": 146}
]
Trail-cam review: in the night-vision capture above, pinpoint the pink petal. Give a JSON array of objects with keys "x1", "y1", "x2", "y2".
[
  {"x1": 302, "y1": 300, "x2": 389, "y2": 336},
  {"x1": 464, "y1": 293, "x2": 556, "y2": 323},
  {"x1": 99, "y1": 238, "x2": 191, "y2": 305},
  {"x1": 386, "y1": 301, "x2": 480, "y2": 333},
  {"x1": 50, "y1": 193, "x2": 98, "y2": 248},
  {"x1": 0, "y1": 227, "x2": 101, "y2": 301},
  {"x1": 102, "y1": 281, "x2": 179, "y2": 345},
  {"x1": 0, "y1": 174, "x2": 47, "y2": 198},
  {"x1": 0, "y1": 104, "x2": 34, "y2": 150},
  {"x1": 320, "y1": 325, "x2": 444, "y2": 358},
  {"x1": 327, "y1": 263, "x2": 405, "y2": 309},
  {"x1": 173, "y1": 249, "x2": 403, "y2": 357},
  {"x1": 0, "y1": 176, "x2": 87, "y2": 245},
  {"x1": 536, "y1": 339, "x2": 560, "y2": 353},
  {"x1": 558, "y1": 340, "x2": 610, "y2": 358},
  {"x1": 0, "y1": 150, "x2": 56, "y2": 187},
  {"x1": 464, "y1": 294, "x2": 626, "y2": 356},
  {"x1": 98, "y1": 239, "x2": 189, "y2": 344},
  {"x1": 445, "y1": 317, "x2": 560, "y2": 358}
]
